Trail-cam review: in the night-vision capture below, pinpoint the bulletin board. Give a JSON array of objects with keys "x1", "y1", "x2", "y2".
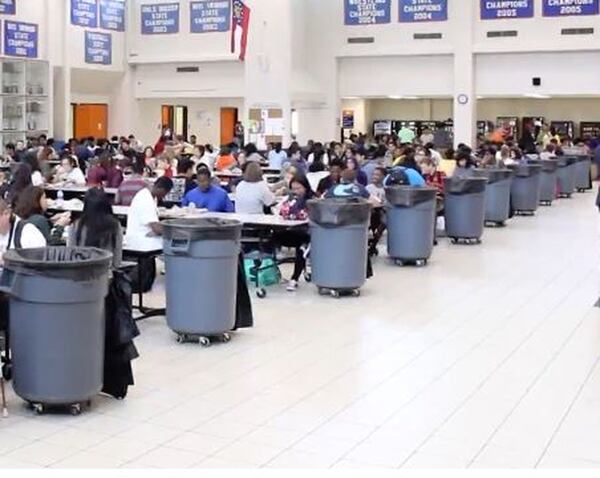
[{"x1": 248, "y1": 108, "x2": 284, "y2": 149}]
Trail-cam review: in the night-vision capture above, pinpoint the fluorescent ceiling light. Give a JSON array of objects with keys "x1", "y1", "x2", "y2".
[
  {"x1": 524, "y1": 93, "x2": 550, "y2": 99},
  {"x1": 388, "y1": 95, "x2": 419, "y2": 100},
  {"x1": 342, "y1": 96, "x2": 359, "y2": 99}
]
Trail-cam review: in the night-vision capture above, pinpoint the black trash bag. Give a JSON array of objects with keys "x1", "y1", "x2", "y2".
[
  {"x1": 444, "y1": 177, "x2": 487, "y2": 195},
  {"x1": 124, "y1": 256, "x2": 156, "y2": 294},
  {"x1": 2, "y1": 247, "x2": 112, "y2": 282},
  {"x1": 557, "y1": 156, "x2": 577, "y2": 167},
  {"x1": 473, "y1": 168, "x2": 513, "y2": 184},
  {"x1": 385, "y1": 186, "x2": 437, "y2": 207},
  {"x1": 307, "y1": 198, "x2": 371, "y2": 228},
  {"x1": 103, "y1": 270, "x2": 139, "y2": 400},
  {"x1": 233, "y1": 253, "x2": 253, "y2": 330},
  {"x1": 507, "y1": 164, "x2": 542, "y2": 177}
]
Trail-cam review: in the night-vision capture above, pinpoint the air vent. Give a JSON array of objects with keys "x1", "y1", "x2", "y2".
[
  {"x1": 413, "y1": 33, "x2": 442, "y2": 40},
  {"x1": 176, "y1": 66, "x2": 199, "y2": 73},
  {"x1": 347, "y1": 37, "x2": 374, "y2": 44},
  {"x1": 487, "y1": 30, "x2": 518, "y2": 38},
  {"x1": 561, "y1": 28, "x2": 594, "y2": 35}
]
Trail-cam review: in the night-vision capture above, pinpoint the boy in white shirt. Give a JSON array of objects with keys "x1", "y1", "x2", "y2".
[{"x1": 125, "y1": 177, "x2": 173, "y2": 243}]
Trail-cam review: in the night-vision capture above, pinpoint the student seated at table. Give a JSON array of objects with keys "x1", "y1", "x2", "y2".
[
  {"x1": 451, "y1": 151, "x2": 477, "y2": 179},
  {"x1": 316, "y1": 159, "x2": 344, "y2": 196},
  {"x1": 182, "y1": 168, "x2": 234, "y2": 213},
  {"x1": 235, "y1": 162, "x2": 276, "y2": 214},
  {"x1": 164, "y1": 158, "x2": 196, "y2": 204},
  {"x1": 55, "y1": 155, "x2": 86, "y2": 186},
  {"x1": 268, "y1": 143, "x2": 288, "y2": 170},
  {"x1": 215, "y1": 146, "x2": 238, "y2": 172},
  {"x1": 22, "y1": 151, "x2": 45, "y2": 186},
  {"x1": 276, "y1": 174, "x2": 313, "y2": 292},
  {"x1": 116, "y1": 159, "x2": 148, "y2": 206},
  {"x1": 345, "y1": 155, "x2": 368, "y2": 187},
  {"x1": 0, "y1": 199, "x2": 46, "y2": 258},
  {"x1": 5, "y1": 163, "x2": 32, "y2": 207},
  {"x1": 126, "y1": 177, "x2": 174, "y2": 241},
  {"x1": 14, "y1": 186, "x2": 70, "y2": 244},
  {"x1": 88, "y1": 152, "x2": 124, "y2": 188},
  {"x1": 68, "y1": 188, "x2": 123, "y2": 268}
]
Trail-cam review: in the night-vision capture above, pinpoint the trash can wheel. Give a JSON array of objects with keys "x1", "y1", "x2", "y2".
[
  {"x1": 394, "y1": 259, "x2": 404, "y2": 267},
  {"x1": 256, "y1": 288, "x2": 267, "y2": 299},
  {"x1": 304, "y1": 272, "x2": 312, "y2": 283}
]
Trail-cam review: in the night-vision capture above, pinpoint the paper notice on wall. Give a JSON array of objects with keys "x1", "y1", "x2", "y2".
[{"x1": 265, "y1": 118, "x2": 284, "y2": 136}]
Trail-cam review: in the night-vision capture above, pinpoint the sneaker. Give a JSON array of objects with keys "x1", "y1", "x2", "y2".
[{"x1": 286, "y1": 280, "x2": 298, "y2": 292}]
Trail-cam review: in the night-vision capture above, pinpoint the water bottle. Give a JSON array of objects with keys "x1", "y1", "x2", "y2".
[{"x1": 57, "y1": 189, "x2": 64, "y2": 208}]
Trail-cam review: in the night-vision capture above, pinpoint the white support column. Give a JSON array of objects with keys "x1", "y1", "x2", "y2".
[
  {"x1": 451, "y1": 1, "x2": 476, "y2": 147},
  {"x1": 243, "y1": 0, "x2": 293, "y2": 146}
]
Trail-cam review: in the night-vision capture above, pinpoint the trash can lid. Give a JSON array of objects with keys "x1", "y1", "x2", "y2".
[
  {"x1": 473, "y1": 168, "x2": 513, "y2": 184},
  {"x1": 507, "y1": 163, "x2": 542, "y2": 177},
  {"x1": 162, "y1": 217, "x2": 242, "y2": 241},
  {"x1": 2, "y1": 247, "x2": 112, "y2": 281},
  {"x1": 539, "y1": 159, "x2": 558, "y2": 172},
  {"x1": 385, "y1": 186, "x2": 437, "y2": 207},
  {"x1": 307, "y1": 198, "x2": 371, "y2": 227},
  {"x1": 444, "y1": 177, "x2": 487, "y2": 194},
  {"x1": 558, "y1": 156, "x2": 578, "y2": 167}
]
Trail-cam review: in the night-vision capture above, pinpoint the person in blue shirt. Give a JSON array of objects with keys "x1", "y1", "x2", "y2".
[
  {"x1": 384, "y1": 165, "x2": 426, "y2": 187},
  {"x1": 182, "y1": 168, "x2": 234, "y2": 212}
]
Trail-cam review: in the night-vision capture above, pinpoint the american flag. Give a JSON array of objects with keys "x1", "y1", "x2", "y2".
[{"x1": 231, "y1": 0, "x2": 251, "y2": 61}]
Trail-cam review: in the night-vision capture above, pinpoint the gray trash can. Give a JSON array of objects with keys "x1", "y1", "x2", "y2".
[
  {"x1": 536, "y1": 160, "x2": 559, "y2": 205},
  {"x1": 444, "y1": 177, "x2": 487, "y2": 244},
  {"x1": 385, "y1": 186, "x2": 437, "y2": 266},
  {"x1": 473, "y1": 168, "x2": 513, "y2": 226},
  {"x1": 308, "y1": 198, "x2": 371, "y2": 297},
  {"x1": 163, "y1": 218, "x2": 242, "y2": 345},
  {"x1": 0, "y1": 247, "x2": 112, "y2": 415},
  {"x1": 508, "y1": 163, "x2": 542, "y2": 215},
  {"x1": 573, "y1": 155, "x2": 591, "y2": 192},
  {"x1": 557, "y1": 156, "x2": 577, "y2": 198}
]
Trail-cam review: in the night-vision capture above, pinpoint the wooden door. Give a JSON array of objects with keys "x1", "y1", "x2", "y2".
[
  {"x1": 220, "y1": 107, "x2": 237, "y2": 146},
  {"x1": 74, "y1": 104, "x2": 108, "y2": 139},
  {"x1": 161, "y1": 105, "x2": 174, "y2": 133}
]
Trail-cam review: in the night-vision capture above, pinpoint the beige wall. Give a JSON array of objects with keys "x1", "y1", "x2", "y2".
[{"x1": 134, "y1": 98, "x2": 244, "y2": 147}]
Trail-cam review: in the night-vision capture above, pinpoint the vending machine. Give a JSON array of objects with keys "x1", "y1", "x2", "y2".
[
  {"x1": 550, "y1": 121, "x2": 574, "y2": 139},
  {"x1": 496, "y1": 117, "x2": 520, "y2": 139},
  {"x1": 580, "y1": 122, "x2": 600, "y2": 139},
  {"x1": 373, "y1": 120, "x2": 393, "y2": 136},
  {"x1": 522, "y1": 116, "x2": 545, "y2": 139}
]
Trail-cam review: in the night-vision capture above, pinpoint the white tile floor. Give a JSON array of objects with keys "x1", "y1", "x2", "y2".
[{"x1": 1, "y1": 190, "x2": 600, "y2": 469}]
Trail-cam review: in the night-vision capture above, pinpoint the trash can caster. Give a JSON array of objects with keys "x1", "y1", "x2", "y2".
[
  {"x1": 444, "y1": 178, "x2": 487, "y2": 245},
  {"x1": 385, "y1": 186, "x2": 437, "y2": 266},
  {"x1": 163, "y1": 218, "x2": 242, "y2": 346},
  {"x1": 508, "y1": 164, "x2": 542, "y2": 215},
  {"x1": 0, "y1": 247, "x2": 112, "y2": 415},
  {"x1": 573, "y1": 155, "x2": 592, "y2": 192},
  {"x1": 473, "y1": 169, "x2": 513, "y2": 226},
  {"x1": 557, "y1": 156, "x2": 577, "y2": 198},
  {"x1": 538, "y1": 160, "x2": 558, "y2": 206},
  {"x1": 308, "y1": 198, "x2": 371, "y2": 298}
]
